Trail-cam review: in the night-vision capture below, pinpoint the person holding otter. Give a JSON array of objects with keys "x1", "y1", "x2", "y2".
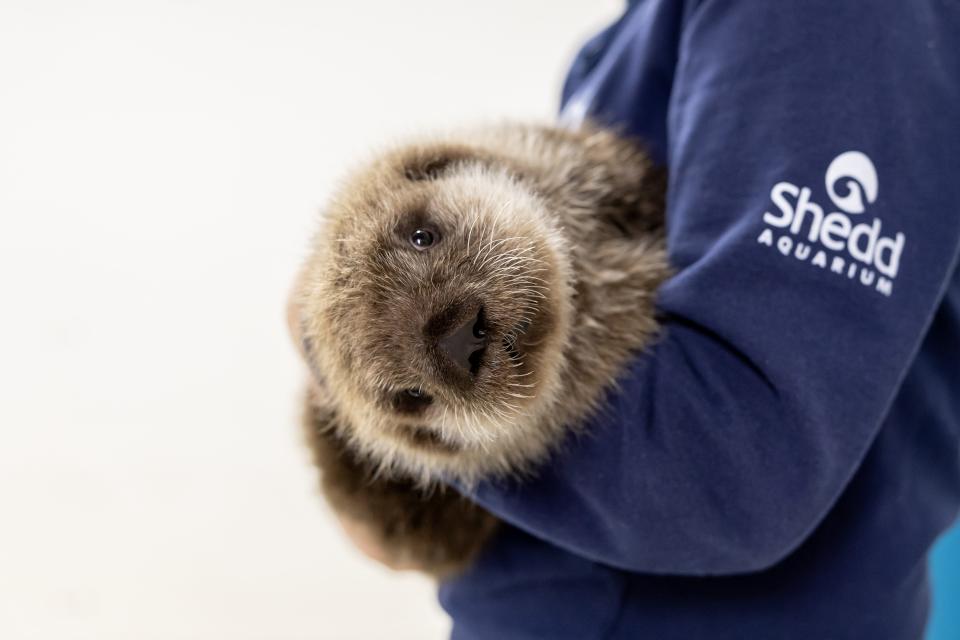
[
  {"x1": 436, "y1": 3, "x2": 960, "y2": 638},
  {"x1": 294, "y1": 2, "x2": 960, "y2": 638}
]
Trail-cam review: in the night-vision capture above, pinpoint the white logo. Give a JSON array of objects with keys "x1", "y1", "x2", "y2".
[
  {"x1": 757, "y1": 151, "x2": 905, "y2": 297},
  {"x1": 825, "y1": 151, "x2": 878, "y2": 214}
]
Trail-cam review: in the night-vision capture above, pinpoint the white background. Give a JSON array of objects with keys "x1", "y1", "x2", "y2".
[{"x1": 0, "y1": 1, "x2": 621, "y2": 638}]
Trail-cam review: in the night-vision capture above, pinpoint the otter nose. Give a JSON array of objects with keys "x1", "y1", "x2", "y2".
[{"x1": 439, "y1": 307, "x2": 488, "y2": 376}]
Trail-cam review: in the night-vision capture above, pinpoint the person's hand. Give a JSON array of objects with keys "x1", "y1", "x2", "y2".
[{"x1": 332, "y1": 511, "x2": 419, "y2": 572}]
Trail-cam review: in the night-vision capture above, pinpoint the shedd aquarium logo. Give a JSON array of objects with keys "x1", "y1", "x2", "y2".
[{"x1": 756, "y1": 151, "x2": 905, "y2": 297}]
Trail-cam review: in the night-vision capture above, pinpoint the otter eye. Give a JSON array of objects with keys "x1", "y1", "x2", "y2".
[
  {"x1": 410, "y1": 228, "x2": 436, "y2": 250},
  {"x1": 393, "y1": 388, "x2": 432, "y2": 414}
]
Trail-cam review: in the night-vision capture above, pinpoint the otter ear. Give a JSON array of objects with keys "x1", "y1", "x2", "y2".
[
  {"x1": 401, "y1": 145, "x2": 488, "y2": 181},
  {"x1": 286, "y1": 268, "x2": 315, "y2": 363},
  {"x1": 286, "y1": 276, "x2": 307, "y2": 358},
  {"x1": 287, "y1": 268, "x2": 330, "y2": 395}
]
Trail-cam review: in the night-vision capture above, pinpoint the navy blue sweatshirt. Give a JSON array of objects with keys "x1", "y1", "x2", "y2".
[{"x1": 439, "y1": 2, "x2": 960, "y2": 638}]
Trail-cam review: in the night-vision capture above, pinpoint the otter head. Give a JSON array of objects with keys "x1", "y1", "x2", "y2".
[{"x1": 294, "y1": 142, "x2": 575, "y2": 484}]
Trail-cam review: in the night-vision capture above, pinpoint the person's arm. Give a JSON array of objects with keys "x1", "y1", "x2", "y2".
[{"x1": 462, "y1": 0, "x2": 960, "y2": 575}]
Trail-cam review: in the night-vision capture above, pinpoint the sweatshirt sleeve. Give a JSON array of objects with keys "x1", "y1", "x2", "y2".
[{"x1": 461, "y1": 0, "x2": 960, "y2": 575}]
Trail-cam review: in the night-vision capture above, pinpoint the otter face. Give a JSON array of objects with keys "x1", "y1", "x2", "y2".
[{"x1": 298, "y1": 145, "x2": 575, "y2": 481}]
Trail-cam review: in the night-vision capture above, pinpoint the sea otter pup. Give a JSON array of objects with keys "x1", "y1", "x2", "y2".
[{"x1": 288, "y1": 123, "x2": 670, "y2": 577}]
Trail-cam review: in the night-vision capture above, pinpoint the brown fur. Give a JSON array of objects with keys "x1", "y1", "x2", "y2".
[
  {"x1": 290, "y1": 122, "x2": 670, "y2": 577},
  {"x1": 301, "y1": 384, "x2": 499, "y2": 578}
]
